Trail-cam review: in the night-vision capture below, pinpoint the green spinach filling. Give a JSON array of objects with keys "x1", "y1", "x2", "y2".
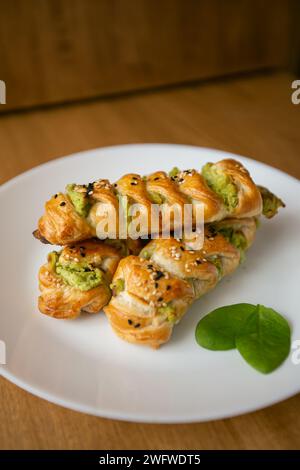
[
  {"x1": 258, "y1": 186, "x2": 285, "y2": 219},
  {"x1": 49, "y1": 251, "x2": 105, "y2": 291},
  {"x1": 66, "y1": 184, "x2": 91, "y2": 218},
  {"x1": 202, "y1": 163, "x2": 238, "y2": 210}
]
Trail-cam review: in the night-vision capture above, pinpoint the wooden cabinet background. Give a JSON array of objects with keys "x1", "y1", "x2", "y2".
[{"x1": 0, "y1": 0, "x2": 295, "y2": 111}]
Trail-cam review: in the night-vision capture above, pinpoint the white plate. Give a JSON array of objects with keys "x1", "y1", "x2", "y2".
[{"x1": 1, "y1": 144, "x2": 300, "y2": 423}]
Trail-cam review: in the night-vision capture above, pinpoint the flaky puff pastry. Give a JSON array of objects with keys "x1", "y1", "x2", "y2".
[
  {"x1": 202, "y1": 159, "x2": 262, "y2": 218},
  {"x1": 139, "y1": 218, "x2": 256, "y2": 299},
  {"x1": 39, "y1": 240, "x2": 121, "y2": 319},
  {"x1": 36, "y1": 192, "x2": 94, "y2": 245},
  {"x1": 104, "y1": 218, "x2": 257, "y2": 348},
  {"x1": 176, "y1": 169, "x2": 227, "y2": 223},
  {"x1": 139, "y1": 238, "x2": 219, "y2": 299},
  {"x1": 33, "y1": 159, "x2": 278, "y2": 246},
  {"x1": 104, "y1": 256, "x2": 194, "y2": 348}
]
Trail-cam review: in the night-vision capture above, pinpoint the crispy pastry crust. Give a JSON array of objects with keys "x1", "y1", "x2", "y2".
[
  {"x1": 34, "y1": 159, "x2": 267, "y2": 245},
  {"x1": 38, "y1": 240, "x2": 121, "y2": 319},
  {"x1": 104, "y1": 256, "x2": 194, "y2": 348},
  {"x1": 104, "y1": 218, "x2": 257, "y2": 347},
  {"x1": 212, "y1": 159, "x2": 262, "y2": 217},
  {"x1": 178, "y1": 169, "x2": 226, "y2": 222},
  {"x1": 37, "y1": 193, "x2": 94, "y2": 245}
]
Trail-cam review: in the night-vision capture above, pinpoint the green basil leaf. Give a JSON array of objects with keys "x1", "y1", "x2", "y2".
[
  {"x1": 236, "y1": 305, "x2": 291, "y2": 374},
  {"x1": 195, "y1": 303, "x2": 256, "y2": 350}
]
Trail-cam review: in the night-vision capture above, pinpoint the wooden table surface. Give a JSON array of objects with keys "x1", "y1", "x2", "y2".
[{"x1": 0, "y1": 71, "x2": 299, "y2": 450}]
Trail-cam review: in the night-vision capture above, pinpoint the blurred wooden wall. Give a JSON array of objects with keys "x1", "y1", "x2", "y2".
[{"x1": 0, "y1": 0, "x2": 295, "y2": 111}]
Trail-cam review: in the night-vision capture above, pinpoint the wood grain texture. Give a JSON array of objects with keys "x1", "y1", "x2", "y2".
[
  {"x1": 0, "y1": 72, "x2": 299, "y2": 449},
  {"x1": 0, "y1": 0, "x2": 293, "y2": 111}
]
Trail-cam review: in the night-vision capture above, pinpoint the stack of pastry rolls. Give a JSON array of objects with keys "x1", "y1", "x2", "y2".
[
  {"x1": 35, "y1": 158, "x2": 284, "y2": 346},
  {"x1": 104, "y1": 218, "x2": 256, "y2": 348}
]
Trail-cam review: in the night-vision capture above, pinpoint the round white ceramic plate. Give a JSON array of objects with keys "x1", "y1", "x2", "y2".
[{"x1": 1, "y1": 144, "x2": 300, "y2": 423}]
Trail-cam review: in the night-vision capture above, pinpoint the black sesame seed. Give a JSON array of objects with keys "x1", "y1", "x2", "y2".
[
  {"x1": 60, "y1": 202, "x2": 66, "y2": 206},
  {"x1": 158, "y1": 297, "x2": 163, "y2": 302},
  {"x1": 132, "y1": 176, "x2": 138, "y2": 180},
  {"x1": 154, "y1": 177, "x2": 160, "y2": 181},
  {"x1": 128, "y1": 319, "x2": 133, "y2": 325},
  {"x1": 130, "y1": 182, "x2": 137, "y2": 185},
  {"x1": 147, "y1": 264, "x2": 154, "y2": 269},
  {"x1": 155, "y1": 271, "x2": 164, "y2": 280},
  {"x1": 114, "y1": 183, "x2": 118, "y2": 187},
  {"x1": 54, "y1": 194, "x2": 58, "y2": 199},
  {"x1": 166, "y1": 285, "x2": 171, "y2": 290},
  {"x1": 155, "y1": 282, "x2": 159, "y2": 288},
  {"x1": 70, "y1": 245, "x2": 75, "y2": 249},
  {"x1": 196, "y1": 259, "x2": 202, "y2": 265},
  {"x1": 134, "y1": 323, "x2": 141, "y2": 328},
  {"x1": 180, "y1": 246, "x2": 184, "y2": 251},
  {"x1": 208, "y1": 226, "x2": 217, "y2": 237},
  {"x1": 81, "y1": 253, "x2": 86, "y2": 257},
  {"x1": 86, "y1": 183, "x2": 94, "y2": 193}
]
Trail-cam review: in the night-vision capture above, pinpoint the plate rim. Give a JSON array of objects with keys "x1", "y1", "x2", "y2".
[
  {"x1": 1, "y1": 143, "x2": 299, "y2": 193},
  {"x1": 1, "y1": 365, "x2": 300, "y2": 423}
]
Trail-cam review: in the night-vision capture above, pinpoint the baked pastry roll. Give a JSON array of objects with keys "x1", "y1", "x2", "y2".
[
  {"x1": 104, "y1": 218, "x2": 257, "y2": 348},
  {"x1": 104, "y1": 256, "x2": 194, "y2": 348},
  {"x1": 38, "y1": 240, "x2": 121, "y2": 319},
  {"x1": 34, "y1": 159, "x2": 282, "y2": 245}
]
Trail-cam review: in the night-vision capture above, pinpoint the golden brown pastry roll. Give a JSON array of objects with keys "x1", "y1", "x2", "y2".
[
  {"x1": 34, "y1": 159, "x2": 282, "y2": 245},
  {"x1": 38, "y1": 240, "x2": 121, "y2": 319},
  {"x1": 104, "y1": 218, "x2": 257, "y2": 348},
  {"x1": 104, "y1": 256, "x2": 194, "y2": 348}
]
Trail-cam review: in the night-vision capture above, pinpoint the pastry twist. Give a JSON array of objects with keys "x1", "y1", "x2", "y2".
[
  {"x1": 34, "y1": 159, "x2": 283, "y2": 245},
  {"x1": 104, "y1": 217, "x2": 257, "y2": 348}
]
